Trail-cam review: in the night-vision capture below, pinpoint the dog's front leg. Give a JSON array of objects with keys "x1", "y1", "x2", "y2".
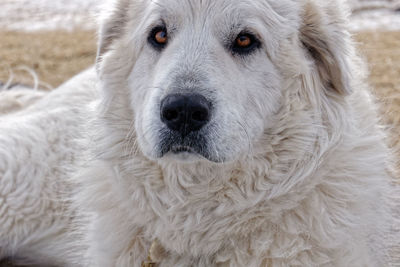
[{"x1": 84, "y1": 214, "x2": 150, "y2": 267}]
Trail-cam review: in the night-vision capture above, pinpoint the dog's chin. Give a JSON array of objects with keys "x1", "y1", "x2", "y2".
[{"x1": 164, "y1": 151, "x2": 204, "y2": 163}]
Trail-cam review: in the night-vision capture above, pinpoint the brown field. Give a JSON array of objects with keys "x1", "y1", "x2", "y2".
[
  {"x1": 356, "y1": 31, "x2": 400, "y2": 163},
  {"x1": 0, "y1": 31, "x2": 97, "y2": 88},
  {"x1": 0, "y1": 30, "x2": 399, "y2": 266}
]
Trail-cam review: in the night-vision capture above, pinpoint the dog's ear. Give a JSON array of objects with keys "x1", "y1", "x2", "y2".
[
  {"x1": 300, "y1": 1, "x2": 353, "y2": 95},
  {"x1": 96, "y1": 0, "x2": 130, "y2": 65}
]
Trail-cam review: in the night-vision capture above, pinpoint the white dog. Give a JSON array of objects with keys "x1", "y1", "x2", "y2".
[{"x1": 0, "y1": 0, "x2": 399, "y2": 266}]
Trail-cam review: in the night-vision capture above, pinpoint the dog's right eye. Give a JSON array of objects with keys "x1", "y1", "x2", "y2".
[
  {"x1": 148, "y1": 27, "x2": 168, "y2": 50},
  {"x1": 231, "y1": 32, "x2": 260, "y2": 55}
]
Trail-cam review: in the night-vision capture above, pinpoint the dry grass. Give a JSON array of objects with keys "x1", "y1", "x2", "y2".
[
  {"x1": 0, "y1": 31, "x2": 97, "y2": 88},
  {"x1": 355, "y1": 32, "x2": 400, "y2": 152}
]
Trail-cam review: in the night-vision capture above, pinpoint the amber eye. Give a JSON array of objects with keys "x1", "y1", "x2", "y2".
[
  {"x1": 232, "y1": 32, "x2": 260, "y2": 55},
  {"x1": 155, "y1": 30, "x2": 167, "y2": 44},
  {"x1": 236, "y1": 35, "x2": 252, "y2": 48},
  {"x1": 149, "y1": 26, "x2": 168, "y2": 49}
]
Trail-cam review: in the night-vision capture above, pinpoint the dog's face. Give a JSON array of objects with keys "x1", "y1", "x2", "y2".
[
  {"x1": 126, "y1": 0, "x2": 298, "y2": 163},
  {"x1": 98, "y1": 0, "x2": 352, "y2": 164}
]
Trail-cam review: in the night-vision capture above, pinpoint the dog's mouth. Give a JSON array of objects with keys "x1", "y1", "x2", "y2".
[
  {"x1": 159, "y1": 145, "x2": 207, "y2": 163},
  {"x1": 162, "y1": 143, "x2": 206, "y2": 161},
  {"x1": 170, "y1": 145, "x2": 195, "y2": 154},
  {"x1": 158, "y1": 130, "x2": 212, "y2": 162}
]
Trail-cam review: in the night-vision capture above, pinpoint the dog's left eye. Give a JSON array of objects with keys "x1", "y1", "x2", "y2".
[
  {"x1": 232, "y1": 33, "x2": 260, "y2": 55},
  {"x1": 148, "y1": 26, "x2": 168, "y2": 50}
]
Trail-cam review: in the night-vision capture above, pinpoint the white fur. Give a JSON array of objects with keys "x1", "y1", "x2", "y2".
[{"x1": 1, "y1": 0, "x2": 399, "y2": 266}]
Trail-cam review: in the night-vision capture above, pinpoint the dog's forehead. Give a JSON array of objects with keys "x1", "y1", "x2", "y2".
[{"x1": 148, "y1": 0, "x2": 299, "y2": 30}]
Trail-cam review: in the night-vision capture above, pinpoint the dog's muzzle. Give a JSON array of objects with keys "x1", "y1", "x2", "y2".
[{"x1": 158, "y1": 93, "x2": 212, "y2": 160}]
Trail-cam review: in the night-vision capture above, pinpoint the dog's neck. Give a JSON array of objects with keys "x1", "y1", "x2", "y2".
[{"x1": 110, "y1": 149, "x2": 318, "y2": 257}]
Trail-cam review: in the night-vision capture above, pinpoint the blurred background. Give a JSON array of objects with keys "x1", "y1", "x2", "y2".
[{"x1": 0, "y1": 0, "x2": 399, "y2": 158}]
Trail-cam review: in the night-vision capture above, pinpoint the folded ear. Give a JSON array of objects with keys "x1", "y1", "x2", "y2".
[
  {"x1": 96, "y1": 0, "x2": 131, "y2": 65},
  {"x1": 300, "y1": 1, "x2": 354, "y2": 95}
]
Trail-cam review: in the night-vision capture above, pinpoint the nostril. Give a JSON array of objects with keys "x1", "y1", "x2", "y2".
[
  {"x1": 163, "y1": 108, "x2": 179, "y2": 121},
  {"x1": 191, "y1": 108, "x2": 209, "y2": 122}
]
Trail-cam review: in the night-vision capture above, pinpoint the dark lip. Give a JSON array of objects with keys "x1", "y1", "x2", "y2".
[
  {"x1": 170, "y1": 145, "x2": 196, "y2": 154},
  {"x1": 159, "y1": 143, "x2": 222, "y2": 163},
  {"x1": 158, "y1": 128, "x2": 220, "y2": 161}
]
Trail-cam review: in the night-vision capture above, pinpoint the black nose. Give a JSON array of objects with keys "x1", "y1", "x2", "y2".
[{"x1": 160, "y1": 94, "x2": 211, "y2": 137}]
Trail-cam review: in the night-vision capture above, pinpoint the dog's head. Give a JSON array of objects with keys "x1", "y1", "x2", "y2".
[{"x1": 96, "y1": 0, "x2": 354, "y2": 164}]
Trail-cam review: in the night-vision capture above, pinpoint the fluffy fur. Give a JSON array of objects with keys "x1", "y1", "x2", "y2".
[{"x1": 1, "y1": 0, "x2": 399, "y2": 266}]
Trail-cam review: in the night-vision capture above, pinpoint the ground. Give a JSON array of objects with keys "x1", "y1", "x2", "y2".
[
  {"x1": 0, "y1": 31, "x2": 96, "y2": 88},
  {"x1": 356, "y1": 31, "x2": 400, "y2": 166}
]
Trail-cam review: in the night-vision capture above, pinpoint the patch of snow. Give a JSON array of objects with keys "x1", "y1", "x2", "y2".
[
  {"x1": 349, "y1": 0, "x2": 398, "y2": 10},
  {"x1": 0, "y1": 0, "x2": 399, "y2": 32},
  {"x1": 349, "y1": 9, "x2": 400, "y2": 31},
  {"x1": 0, "y1": 0, "x2": 103, "y2": 31}
]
